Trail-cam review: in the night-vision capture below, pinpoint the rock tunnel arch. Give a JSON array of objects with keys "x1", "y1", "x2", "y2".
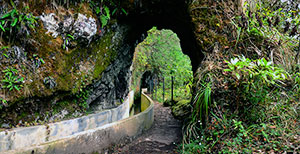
[
  {"x1": 0, "y1": 0, "x2": 203, "y2": 133},
  {"x1": 118, "y1": 0, "x2": 204, "y2": 74},
  {"x1": 0, "y1": 1, "x2": 204, "y2": 152}
]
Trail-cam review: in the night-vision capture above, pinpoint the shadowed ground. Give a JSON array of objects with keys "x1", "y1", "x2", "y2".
[{"x1": 112, "y1": 101, "x2": 182, "y2": 154}]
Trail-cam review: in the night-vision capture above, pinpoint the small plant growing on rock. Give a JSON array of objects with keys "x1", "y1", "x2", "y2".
[
  {"x1": 99, "y1": 6, "x2": 110, "y2": 28},
  {"x1": 43, "y1": 76, "x2": 57, "y2": 89},
  {"x1": 76, "y1": 88, "x2": 90, "y2": 110},
  {"x1": 62, "y1": 34, "x2": 75, "y2": 51},
  {"x1": 32, "y1": 54, "x2": 45, "y2": 68},
  {"x1": 0, "y1": 4, "x2": 38, "y2": 43},
  {"x1": 0, "y1": 97, "x2": 8, "y2": 109},
  {"x1": 1, "y1": 67, "x2": 24, "y2": 91}
]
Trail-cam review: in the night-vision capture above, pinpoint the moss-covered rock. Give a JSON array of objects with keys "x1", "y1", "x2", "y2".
[
  {"x1": 171, "y1": 99, "x2": 191, "y2": 120},
  {"x1": 0, "y1": 0, "x2": 134, "y2": 127},
  {"x1": 163, "y1": 99, "x2": 178, "y2": 107}
]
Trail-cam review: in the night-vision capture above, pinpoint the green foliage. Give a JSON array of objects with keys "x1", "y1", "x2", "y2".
[
  {"x1": 224, "y1": 56, "x2": 288, "y2": 107},
  {"x1": 183, "y1": 105, "x2": 299, "y2": 153},
  {"x1": 183, "y1": 56, "x2": 298, "y2": 153},
  {"x1": 99, "y1": 6, "x2": 110, "y2": 28},
  {"x1": 43, "y1": 76, "x2": 56, "y2": 89},
  {"x1": 229, "y1": 1, "x2": 299, "y2": 70},
  {"x1": 75, "y1": 88, "x2": 90, "y2": 110},
  {"x1": 293, "y1": 72, "x2": 300, "y2": 96},
  {"x1": 0, "y1": 97, "x2": 8, "y2": 110},
  {"x1": 62, "y1": 34, "x2": 75, "y2": 50},
  {"x1": 0, "y1": 5, "x2": 38, "y2": 42},
  {"x1": 243, "y1": 1, "x2": 300, "y2": 38},
  {"x1": 192, "y1": 82, "x2": 211, "y2": 125},
  {"x1": 1, "y1": 67, "x2": 24, "y2": 91},
  {"x1": 89, "y1": 0, "x2": 127, "y2": 28},
  {"x1": 33, "y1": 54, "x2": 45, "y2": 68},
  {"x1": 179, "y1": 139, "x2": 206, "y2": 154},
  {"x1": 0, "y1": 46, "x2": 9, "y2": 58},
  {"x1": 108, "y1": 0, "x2": 128, "y2": 16},
  {"x1": 132, "y1": 27, "x2": 193, "y2": 102}
]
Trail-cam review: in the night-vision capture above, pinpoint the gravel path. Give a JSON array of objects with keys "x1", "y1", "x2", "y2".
[{"x1": 112, "y1": 101, "x2": 182, "y2": 154}]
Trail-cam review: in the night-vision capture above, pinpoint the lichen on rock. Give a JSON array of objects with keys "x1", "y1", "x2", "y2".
[
  {"x1": 40, "y1": 13, "x2": 60, "y2": 38},
  {"x1": 40, "y1": 13, "x2": 97, "y2": 43},
  {"x1": 73, "y1": 13, "x2": 97, "y2": 42}
]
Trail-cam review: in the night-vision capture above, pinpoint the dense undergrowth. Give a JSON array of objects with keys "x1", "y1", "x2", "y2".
[{"x1": 181, "y1": 0, "x2": 300, "y2": 153}]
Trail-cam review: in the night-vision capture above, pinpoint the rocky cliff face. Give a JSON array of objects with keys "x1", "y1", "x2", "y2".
[
  {"x1": 87, "y1": 24, "x2": 133, "y2": 110},
  {"x1": 0, "y1": 0, "x2": 208, "y2": 127},
  {"x1": 0, "y1": 1, "x2": 138, "y2": 127}
]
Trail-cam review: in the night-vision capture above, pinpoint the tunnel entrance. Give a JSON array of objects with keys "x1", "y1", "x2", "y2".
[
  {"x1": 131, "y1": 27, "x2": 193, "y2": 103},
  {"x1": 140, "y1": 71, "x2": 154, "y2": 93},
  {"x1": 118, "y1": 0, "x2": 204, "y2": 73}
]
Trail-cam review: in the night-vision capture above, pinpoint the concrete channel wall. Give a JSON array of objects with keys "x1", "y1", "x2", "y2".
[
  {"x1": 1, "y1": 91, "x2": 154, "y2": 154},
  {"x1": 0, "y1": 91, "x2": 133, "y2": 153}
]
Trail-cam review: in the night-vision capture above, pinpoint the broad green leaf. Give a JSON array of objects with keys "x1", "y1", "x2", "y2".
[
  {"x1": 104, "y1": 6, "x2": 110, "y2": 19},
  {"x1": 100, "y1": 15, "x2": 108, "y2": 28},
  {"x1": 3, "y1": 54, "x2": 8, "y2": 58}
]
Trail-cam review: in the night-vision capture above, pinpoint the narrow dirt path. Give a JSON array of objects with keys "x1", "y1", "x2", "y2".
[{"x1": 112, "y1": 101, "x2": 182, "y2": 154}]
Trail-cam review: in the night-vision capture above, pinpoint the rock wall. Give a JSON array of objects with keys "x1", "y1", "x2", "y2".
[
  {"x1": 87, "y1": 26, "x2": 133, "y2": 110},
  {"x1": 0, "y1": 0, "x2": 206, "y2": 127}
]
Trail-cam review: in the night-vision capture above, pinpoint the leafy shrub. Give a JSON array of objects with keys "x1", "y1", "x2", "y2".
[
  {"x1": 43, "y1": 76, "x2": 57, "y2": 89},
  {"x1": 183, "y1": 0, "x2": 299, "y2": 153},
  {"x1": 183, "y1": 56, "x2": 298, "y2": 153},
  {"x1": 224, "y1": 56, "x2": 288, "y2": 106},
  {"x1": 62, "y1": 34, "x2": 75, "y2": 50}
]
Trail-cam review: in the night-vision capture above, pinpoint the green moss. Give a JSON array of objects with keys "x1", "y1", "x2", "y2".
[
  {"x1": 171, "y1": 99, "x2": 191, "y2": 119},
  {"x1": 92, "y1": 32, "x2": 118, "y2": 79},
  {"x1": 2, "y1": 13, "x2": 120, "y2": 104},
  {"x1": 52, "y1": 24, "x2": 119, "y2": 95},
  {"x1": 163, "y1": 99, "x2": 179, "y2": 107}
]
